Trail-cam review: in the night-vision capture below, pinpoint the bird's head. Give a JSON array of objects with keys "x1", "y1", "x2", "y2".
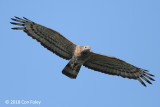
[{"x1": 81, "y1": 46, "x2": 91, "y2": 55}]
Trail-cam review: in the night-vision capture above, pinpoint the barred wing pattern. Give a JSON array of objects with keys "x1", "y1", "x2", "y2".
[
  {"x1": 10, "y1": 16, "x2": 154, "y2": 87},
  {"x1": 10, "y1": 16, "x2": 76, "y2": 60},
  {"x1": 84, "y1": 52, "x2": 155, "y2": 86}
]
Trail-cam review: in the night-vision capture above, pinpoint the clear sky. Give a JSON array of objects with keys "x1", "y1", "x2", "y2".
[{"x1": 0, "y1": 0, "x2": 160, "y2": 107}]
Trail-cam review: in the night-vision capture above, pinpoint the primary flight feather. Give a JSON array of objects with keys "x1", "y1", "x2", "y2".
[{"x1": 10, "y1": 16, "x2": 155, "y2": 86}]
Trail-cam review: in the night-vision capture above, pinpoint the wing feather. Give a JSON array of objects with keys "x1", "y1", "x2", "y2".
[
  {"x1": 10, "y1": 16, "x2": 76, "y2": 60},
  {"x1": 83, "y1": 52, "x2": 154, "y2": 86}
]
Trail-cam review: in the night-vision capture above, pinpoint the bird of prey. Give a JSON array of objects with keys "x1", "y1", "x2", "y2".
[{"x1": 10, "y1": 16, "x2": 155, "y2": 87}]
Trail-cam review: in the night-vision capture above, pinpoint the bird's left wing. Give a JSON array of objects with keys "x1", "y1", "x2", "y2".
[
  {"x1": 83, "y1": 51, "x2": 155, "y2": 86},
  {"x1": 10, "y1": 16, "x2": 76, "y2": 60}
]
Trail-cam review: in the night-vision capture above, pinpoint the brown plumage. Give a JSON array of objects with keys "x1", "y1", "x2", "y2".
[{"x1": 10, "y1": 16, "x2": 155, "y2": 87}]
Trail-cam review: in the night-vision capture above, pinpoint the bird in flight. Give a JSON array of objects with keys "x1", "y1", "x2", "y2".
[{"x1": 10, "y1": 16, "x2": 155, "y2": 87}]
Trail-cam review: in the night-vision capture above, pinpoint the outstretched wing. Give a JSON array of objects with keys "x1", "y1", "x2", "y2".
[
  {"x1": 10, "y1": 16, "x2": 76, "y2": 60},
  {"x1": 83, "y1": 52, "x2": 155, "y2": 86}
]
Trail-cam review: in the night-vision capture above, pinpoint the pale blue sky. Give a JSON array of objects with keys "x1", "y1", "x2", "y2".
[{"x1": 0, "y1": 0, "x2": 160, "y2": 107}]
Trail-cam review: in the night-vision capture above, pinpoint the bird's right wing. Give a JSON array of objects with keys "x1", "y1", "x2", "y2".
[
  {"x1": 83, "y1": 51, "x2": 155, "y2": 86},
  {"x1": 10, "y1": 16, "x2": 76, "y2": 60}
]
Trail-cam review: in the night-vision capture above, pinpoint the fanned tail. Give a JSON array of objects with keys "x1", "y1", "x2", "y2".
[{"x1": 62, "y1": 61, "x2": 81, "y2": 79}]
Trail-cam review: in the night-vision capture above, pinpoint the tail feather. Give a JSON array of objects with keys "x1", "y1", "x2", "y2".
[{"x1": 62, "y1": 62, "x2": 81, "y2": 79}]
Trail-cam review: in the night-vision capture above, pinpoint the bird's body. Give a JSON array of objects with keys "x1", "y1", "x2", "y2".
[
  {"x1": 62, "y1": 45, "x2": 91, "y2": 78},
  {"x1": 10, "y1": 16, "x2": 155, "y2": 86}
]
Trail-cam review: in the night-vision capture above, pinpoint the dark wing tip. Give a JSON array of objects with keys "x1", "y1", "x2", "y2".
[
  {"x1": 11, "y1": 27, "x2": 20, "y2": 30},
  {"x1": 143, "y1": 70, "x2": 155, "y2": 77},
  {"x1": 136, "y1": 69, "x2": 155, "y2": 87},
  {"x1": 10, "y1": 22, "x2": 24, "y2": 26},
  {"x1": 23, "y1": 17, "x2": 29, "y2": 20},
  {"x1": 146, "y1": 80, "x2": 152, "y2": 84},
  {"x1": 14, "y1": 16, "x2": 21, "y2": 19},
  {"x1": 149, "y1": 77, "x2": 155, "y2": 81},
  {"x1": 137, "y1": 78, "x2": 147, "y2": 87},
  {"x1": 11, "y1": 27, "x2": 24, "y2": 30},
  {"x1": 143, "y1": 74, "x2": 155, "y2": 81},
  {"x1": 11, "y1": 16, "x2": 31, "y2": 23},
  {"x1": 11, "y1": 18, "x2": 15, "y2": 20},
  {"x1": 142, "y1": 82, "x2": 147, "y2": 87},
  {"x1": 140, "y1": 75, "x2": 153, "y2": 84},
  {"x1": 10, "y1": 16, "x2": 30, "y2": 30}
]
